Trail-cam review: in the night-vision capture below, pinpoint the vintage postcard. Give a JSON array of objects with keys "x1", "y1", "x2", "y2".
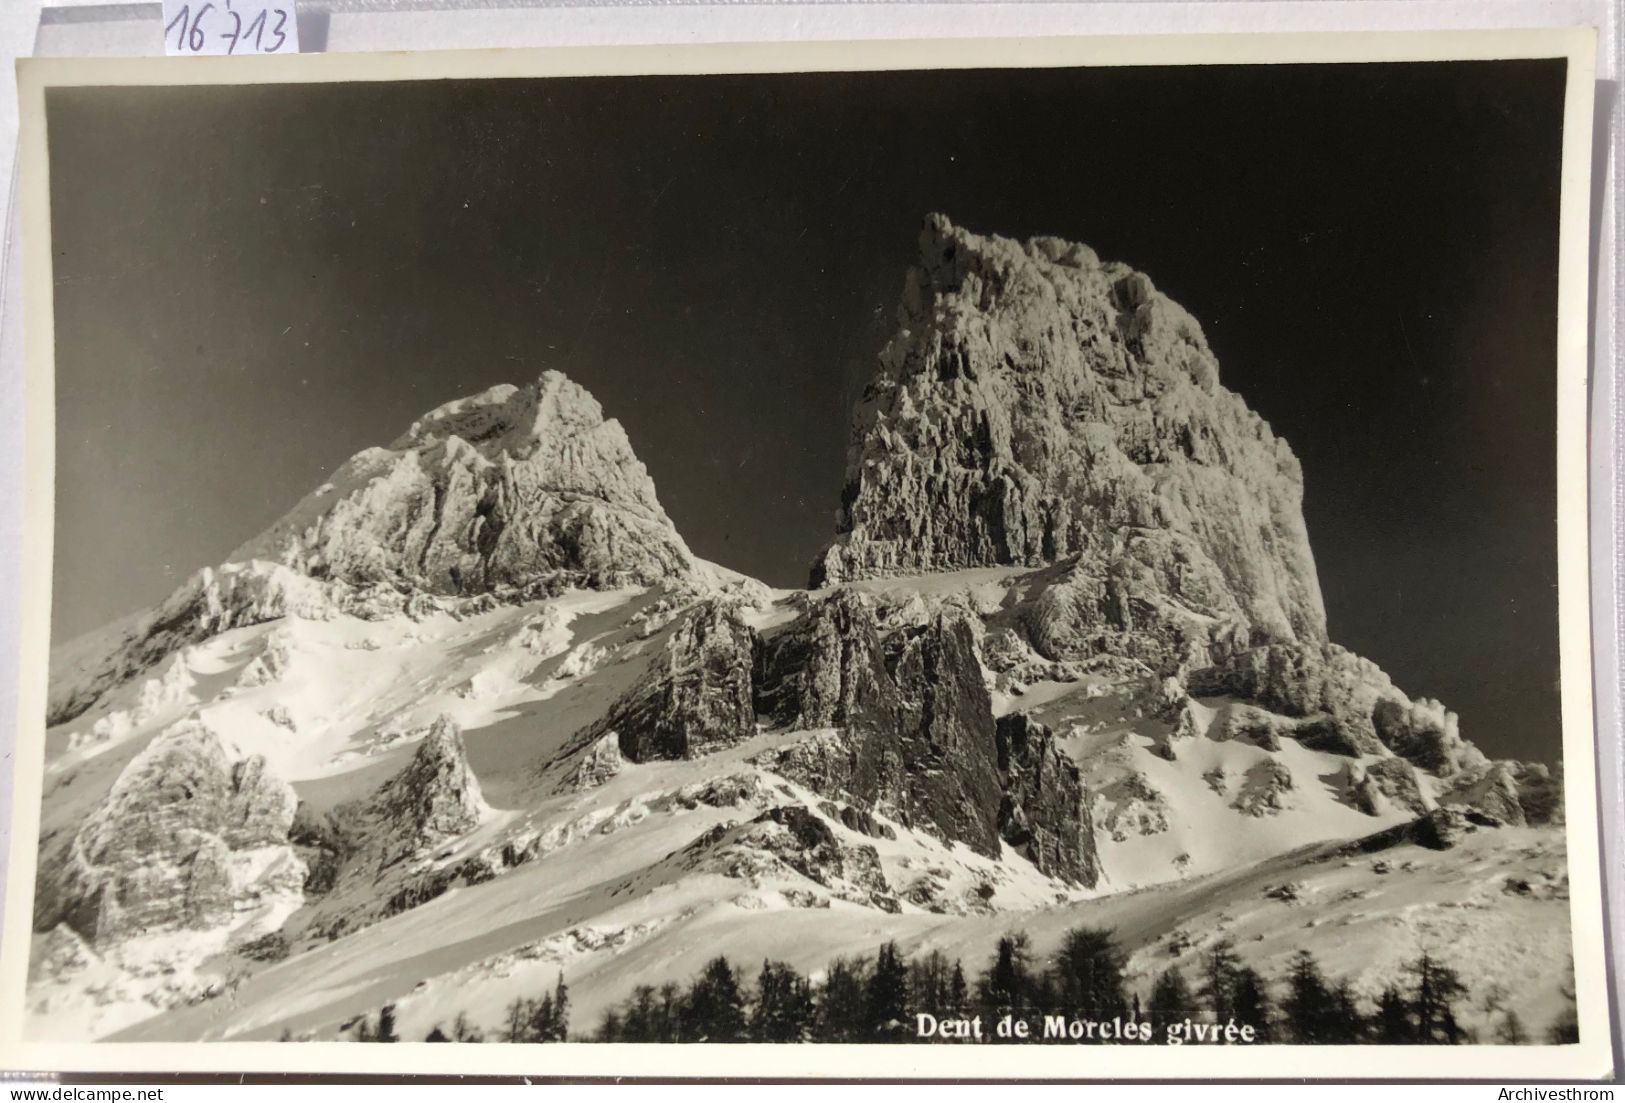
[{"x1": 1, "y1": 30, "x2": 1611, "y2": 1079}]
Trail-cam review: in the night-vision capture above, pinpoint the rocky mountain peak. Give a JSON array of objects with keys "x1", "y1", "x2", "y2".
[
  {"x1": 232, "y1": 369, "x2": 692, "y2": 596},
  {"x1": 815, "y1": 214, "x2": 1328, "y2": 664},
  {"x1": 386, "y1": 371, "x2": 670, "y2": 520},
  {"x1": 47, "y1": 373, "x2": 697, "y2": 729}
]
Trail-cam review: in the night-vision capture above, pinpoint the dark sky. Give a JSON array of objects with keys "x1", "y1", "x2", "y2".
[{"x1": 44, "y1": 59, "x2": 1566, "y2": 763}]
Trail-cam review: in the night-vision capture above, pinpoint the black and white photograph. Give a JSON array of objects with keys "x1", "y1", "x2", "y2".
[{"x1": 0, "y1": 31, "x2": 1611, "y2": 1079}]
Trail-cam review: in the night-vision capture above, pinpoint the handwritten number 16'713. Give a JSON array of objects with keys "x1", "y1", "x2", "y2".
[{"x1": 165, "y1": 3, "x2": 291, "y2": 54}]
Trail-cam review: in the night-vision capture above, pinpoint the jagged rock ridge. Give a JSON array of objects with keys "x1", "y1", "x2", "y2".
[
  {"x1": 280, "y1": 717, "x2": 493, "y2": 942},
  {"x1": 590, "y1": 600, "x2": 758, "y2": 762},
  {"x1": 363, "y1": 717, "x2": 491, "y2": 867},
  {"x1": 563, "y1": 586, "x2": 1101, "y2": 885},
  {"x1": 751, "y1": 590, "x2": 1098, "y2": 886}
]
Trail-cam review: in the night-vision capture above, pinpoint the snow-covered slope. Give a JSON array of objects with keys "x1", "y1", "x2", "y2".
[
  {"x1": 103, "y1": 802, "x2": 1573, "y2": 1046},
  {"x1": 26, "y1": 569, "x2": 1565, "y2": 1043}
]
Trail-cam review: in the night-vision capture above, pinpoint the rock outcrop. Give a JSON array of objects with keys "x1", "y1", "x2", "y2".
[
  {"x1": 572, "y1": 733, "x2": 625, "y2": 790},
  {"x1": 361, "y1": 717, "x2": 490, "y2": 868},
  {"x1": 754, "y1": 595, "x2": 1000, "y2": 854},
  {"x1": 1440, "y1": 760, "x2": 1565, "y2": 827},
  {"x1": 1508, "y1": 762, "x2": 1565, "y2": 825},
  {"x1": 1349, "y1": 757, "x2": 1430, "y2": 817},
  {"x1": 1232, "y1": 759, "x2": 1295, "y2": 818},
  {"x1": 1353, "y1": 806, "x2": 1483, "y2": 853},
  {"x1": 753, "y1": 591, "x2": 1099, "y2": 885},
  {"x1": 233, "y1": 372, "x2": 693, "y2": 594},
  {"x1": 28, "y1": 924, "x2": 99, "y2": 986},
  {"x1": 881, "y1": 613, "x2": 1008, "y2": 857},
  {"x1": 994, "y1": 715, "x2": 1097, "y2": 883},
  {"x1": 1221, "y1": 703, "x2": 1284, "y2": 751},
  {"x1": 675, "y1": 805, "x2": 898, "y2": 912},
  {"x1": 35, "y1": 718, "x2": 304, "y2": 947},
  {"x1": 49, "y1": 562, "x2": 353, "y2": 727},
  {"x1": 290, "y1": 720, "x2": 492, "y2": 941},
  {"x1": 1371, "y1": 695, "x2": 1487, "y2": 776},
  {"x1": 753, "y1": 589, "x2": 899, "y2": 734},
  {"x1": 813, "y1": 214, "x2": 1326, "y2": 666}
]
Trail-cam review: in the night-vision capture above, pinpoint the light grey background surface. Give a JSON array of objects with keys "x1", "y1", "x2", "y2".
[{"x1": 0, "y1": 0, "x2": 1618, "y2": 1068}]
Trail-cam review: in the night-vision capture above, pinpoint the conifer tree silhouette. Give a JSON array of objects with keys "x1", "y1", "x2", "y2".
[
  {"x1": 866, "y1": 942, "x2": 911, "y2": 1040},
  {"x1": 1050, "y1": 926, "x2": 1128, "y2": 1023},
  {"x1": 1406, "y1": 951, "x2": 1467, "y2": 1045},
  {"x1": 815, "y1": 956, "x2": 870, "y2": 1042},
  {"x1": 1282, "y1": 950, "x2": 1339, "y2": 1044},
  {"x1": 1148, "y1": 968, "x2": 1196, "y2": 1038},
  {"x1": 979, "y1": 933, "x2": 1034, "y2": 1014},
  {"x1": 1374, "y1": 984, "x2": 1414, "y2": 1043},
  {"x1": 686, "y1": 956, "x2": 748, "y2": 1042},
  {"x1": 1231, "y1": 966, "x2": 1274, "y2": 1042},
  {"x1": 751, "y1": 960, "x2": 815, "y2": 1042},
  {"x1": 1198, "y1": 940, "x2": 1242, "y2": 1023}
]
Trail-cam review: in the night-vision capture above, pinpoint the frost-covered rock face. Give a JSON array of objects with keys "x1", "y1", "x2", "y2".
[
  {"x1": 362, "y1": 717, "x2": 490, "y2": 868},
  {"x1": 753, "y1": 589, "x2": 899, "y2": 733},
  {"x1": 225, "y1": 757, "x2": 302, "y2": 848},
  {"x1": 753, "y1": 592, "x2": 1100, "y2": 886},
  {"x1": 814, "y1": 214, "x2": 1326, "y2": 660},
  {"x1": 1092, "y1": 770, "x2": 1171, "y2": 842},
  {"x1": 31, "y1": 216, "x2": 1575, "y2": 1042},
  {"x1": 1509, "y1": 762, "x2": 1565, "y2": 825},
  {"x1": 35, "y1": 718, "x2": 302, "y2": 947},
  {"x1": 1191, "y1": 636, "x2": 1477, "y2": 766},
  {"x1": 1371, "y1": 695, "x2": 1487, "y2": 776},
  {"x1": 1221, "y1": 704, "x2": 1285, "y2": 751},
  {"x1": 881, "y1": 613, "x2": 1008, "y2": 860},
  {"x1": 49, "y1": 563, "x2": 349, "y2": 727},
  {"x1": 1438, "y1": 761, "x2": 1564, "y2": 827},
  {"x1": 675, "y1": 805, "x2": 898, "y2": 912},
  {"x1": 994, "y1": 715, "x2": 1097, "y2": 884},
  {"x1": 233, "y1": 371, "x2": 693, "y2": 595},
  {"x1": 1232, "y1": 759, "x2": 1295, "y2": 818},
  {"x1": 594, "y1": 600, "x2": 758, "y2": 762},
  {"x1": 29, "y1": 924, "x2": 98, "y2": 986},
  {"x1": 1349, "y1": 757, "x2": 1430, "y2": 817},
  {"x1": 572, "y1": 733, "x2": 625, "y2": 790},
  {"x1": 796, "y1": 215, "x2": 1562, "y2": 874},
  {"x1": 287, "y1": 721, "x2": 496, "y2": 943},
  {"x1": 64, "y1": 655, "x2": 194, "y2": 754},
  {"x1": 754, "y1": 594, "x2": 999, "y2": 853}
]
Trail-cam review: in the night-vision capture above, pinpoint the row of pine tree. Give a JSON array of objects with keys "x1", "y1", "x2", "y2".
[
  {"x1": 344, "y1": 926, "x2": 1575, "y2": 1045},
  {"x1": 594, "y1": 929, "x2": 1520, "y2": 1044}
]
